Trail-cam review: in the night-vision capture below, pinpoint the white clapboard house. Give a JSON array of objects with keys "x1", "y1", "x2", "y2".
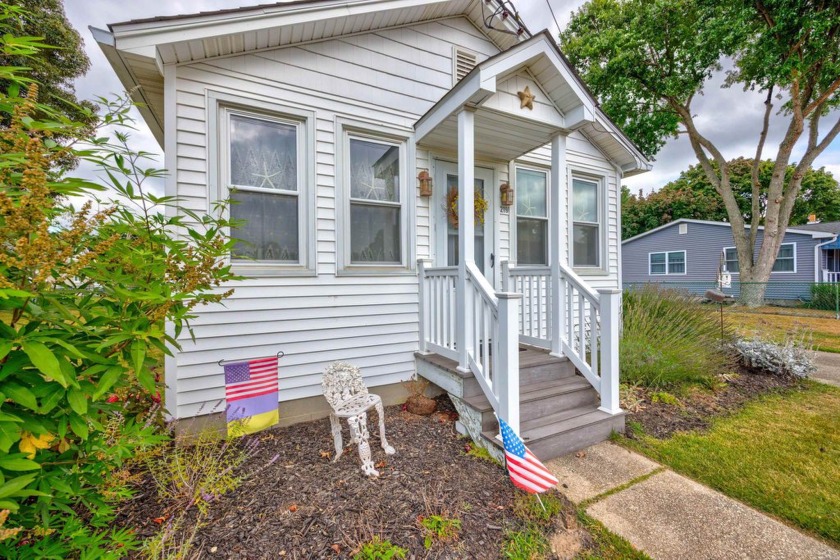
[{"x1": 93, "y1": 0, "x2": 650, "y2": 459}]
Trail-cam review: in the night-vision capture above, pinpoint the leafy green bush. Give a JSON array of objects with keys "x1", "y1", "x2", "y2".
[
  {"x1": 0, "y1": 13, "x2": 238, "y2": 558},
  {"x1": 621, "y1": 286, "x2": 735, "y2": 387},
  {"x1": 353, "y1": 537, "x2": 407, "y2": 560},
  {"x1": 810, "y1": 283, "x2": 840, "y2": 312}
]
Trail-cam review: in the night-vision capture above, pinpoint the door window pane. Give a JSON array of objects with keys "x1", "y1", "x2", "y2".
[
  {"x1": 230, "y1": 115, "x2": 297, "y2": 191},
  {"x1": 231, "y1": 190, "x2": 299, "y2": 262},
  {"x1": 350, "y1": 139, "x2": 400, "y2": 202},
  {"x1": 446, "y1": 174, "x2": 487, "y2": 274},
  {"x1": 573, "y1": 224, "x2": 599, "y2": 267}
]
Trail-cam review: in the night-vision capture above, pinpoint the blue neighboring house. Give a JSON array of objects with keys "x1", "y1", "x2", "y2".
[{"x1": 622, "y1": 219, "x2": 840, "y2": 301}]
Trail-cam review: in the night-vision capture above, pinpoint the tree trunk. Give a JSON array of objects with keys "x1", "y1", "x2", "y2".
[{"x1": 737, "y1": 277, "x2": 768, "y2": 307}]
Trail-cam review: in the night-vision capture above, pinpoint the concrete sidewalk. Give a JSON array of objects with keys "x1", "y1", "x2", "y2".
[
  {"x1": 547, "y1": 442, "x2": 840, "y2": 560},
  {"x1": 813, "y1": 351, "x2": 840, "y2": 388}
]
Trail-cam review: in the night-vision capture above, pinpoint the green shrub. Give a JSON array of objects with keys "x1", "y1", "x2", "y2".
[
  {"x1": 810, "y1": 283, "x2": 840, "y2": 312},
  {"x1": 353, "y1": 537, "x2": 407, "y2": 560},
  {"x1": 621, "y1": 286, "x2": 735, "y2": 387},
  {"x1": 0, "y1": 13, "x2": 238, "y2": 557}
]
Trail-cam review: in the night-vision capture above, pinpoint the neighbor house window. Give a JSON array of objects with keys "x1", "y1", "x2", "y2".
[
  {"x1": 228, "y1": 112, "x2": 302, "y2": 263},
  {"x1": 572, "y1": 177, "x2": 601, "y2": 268},
  {"x1": 516, "y1": 168, "x2": 548, "y2": 265},
  {"x1": 649, "y1": 251, "x2": 686, "y2": 275},
  {"x1": 724, "y1": 243, "x2": 795, "y2": 273},
  {"x1": 348, "y1": 137, "x2": 402, "y2": 264}
]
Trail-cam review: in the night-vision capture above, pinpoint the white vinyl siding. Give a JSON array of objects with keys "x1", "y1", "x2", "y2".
[
  {"x1": 169, "y1": 17, "x2": 501, "y2": 418},
  {"x1": 649, "y1": 251, "x2": 686, "y2": 275}
]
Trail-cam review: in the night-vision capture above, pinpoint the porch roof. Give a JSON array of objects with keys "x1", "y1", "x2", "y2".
[{"x1": 414, "y1": 31, "x2": 651, "y2": 176}]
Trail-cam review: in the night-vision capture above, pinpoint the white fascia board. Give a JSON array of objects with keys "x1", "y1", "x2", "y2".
[
  {"x1": 109, "y1": 0, "x2": 448, "y2": 55},
  {"x1": 415, "y1": 71, "x2": 495, "y2": 142}
]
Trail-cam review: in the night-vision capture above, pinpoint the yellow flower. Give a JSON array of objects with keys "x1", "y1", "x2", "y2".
[{"x1": 19, "y1": 432, "x2": 54, "y2": 459}]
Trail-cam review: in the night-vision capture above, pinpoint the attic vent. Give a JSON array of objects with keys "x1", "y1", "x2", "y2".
[
  {"x1": 453, "y1": 47, "x2": 477, "y2": 84},
  {"x1": 679, "y1": 223, "x2": 688, "y2": 234}
]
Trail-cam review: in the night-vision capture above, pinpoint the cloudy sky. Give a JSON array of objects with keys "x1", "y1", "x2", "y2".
[{"x1": 65, "y1": 0, "x2": 839, "y2": 195}]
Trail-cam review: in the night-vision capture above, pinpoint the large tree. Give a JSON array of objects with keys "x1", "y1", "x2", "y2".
[
  {"x1": 623, "y1": 158, "x2": 840, "y2": 239},
  {"x1": 561, "y1": 0, "x2": 840, "y2": 305},
  {"x1": 0, "y1": 0, "x2": 94, "y2": 146}
]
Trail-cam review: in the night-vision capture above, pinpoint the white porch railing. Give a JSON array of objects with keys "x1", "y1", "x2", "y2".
[
  {"x1": 418, "y1": 259, "x2": 521, "y2": 432},
  {"x1": 823, "y1": 270, "x2": 840, "y2": 283},
  {"x1": 501, "y1": 261, "x2": 621, "y2": 414},
  {"x1": 502, "y1": 262, "x2": 551, "y2": 348}
]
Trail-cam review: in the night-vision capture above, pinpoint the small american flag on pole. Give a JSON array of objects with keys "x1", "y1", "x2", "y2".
[
  {"x1": 499, "y1": 417, "x2": 558, "y2": 494},
  {"x1": 224, "y1": 356, "x2": 280, "y2": 436}
]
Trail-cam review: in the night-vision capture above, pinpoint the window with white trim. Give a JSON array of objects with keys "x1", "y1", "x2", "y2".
[
  {"x1": 347, "y1": 136, "x2": 404, "y2": 265},
  {"x1": 572, "y1": 177, "x2": 601, "y2": 268},
  {"x1": 516, "y1": 167, "x2": 548, "y2": 265},
  {"x1": 649, "y1": 251, "x2": 686, "y2": 275},
  {"x1": 225, "y1": 111, "x2": 303, "y2": 264},
  {"x1": 724, "y1": 243, "x2": 795, "y2": 273}
]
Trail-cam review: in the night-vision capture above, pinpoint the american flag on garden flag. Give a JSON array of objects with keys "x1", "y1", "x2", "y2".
[
  {"x1": 224, "y1": 356, "x2": 280, "y2": 436},
  {"x1": 499, "y1": 417, "x2": 559, "y2": 494}
]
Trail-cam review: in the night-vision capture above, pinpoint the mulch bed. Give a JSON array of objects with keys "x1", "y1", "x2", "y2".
[
  {"x1": 624, "y1": 369, "x2": 803, "y2": 439},
  {"x1": 118, "y1": 395, "x2": 582, "y2": 559}
]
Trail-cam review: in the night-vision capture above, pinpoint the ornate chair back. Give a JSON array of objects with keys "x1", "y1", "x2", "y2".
[{"x1": 322, "y1": 362, "x2": 368, "y2": 411}]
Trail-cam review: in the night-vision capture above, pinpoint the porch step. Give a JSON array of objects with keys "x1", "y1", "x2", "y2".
[
  {"x1": 481, "y1": 408, "x2": 625, "y2": 461},
  {"x1": 415, "y1": 345, "x2": 624, "y2": 462}
]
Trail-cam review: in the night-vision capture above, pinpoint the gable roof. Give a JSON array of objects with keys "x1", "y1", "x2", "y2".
[{"x1": 622, "y1": 218, "x2": 837, "y2": 245}]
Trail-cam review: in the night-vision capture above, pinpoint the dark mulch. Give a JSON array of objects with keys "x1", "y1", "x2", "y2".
[
  {"x1": 119, "y1": 395, "x2": 554, "y2": 559},
  {"x1": 625, "y1": 369, "x2": 803, "y2": 439}
]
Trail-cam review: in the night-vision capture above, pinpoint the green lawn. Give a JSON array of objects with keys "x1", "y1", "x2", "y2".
[
  {"x1": 623, "y1": 381, "x2": 840, "y2": 545},
  {"x1": 726, "y1": 306, "x2": 840, "y2": 353}
]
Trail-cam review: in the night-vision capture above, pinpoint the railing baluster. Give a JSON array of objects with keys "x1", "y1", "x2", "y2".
[
  {"x1": 590, "y1": 301, "x2": 598, "y2": 378},
  {"x1": 578, "y1": 292, "x2": 584, "y2": 359}
]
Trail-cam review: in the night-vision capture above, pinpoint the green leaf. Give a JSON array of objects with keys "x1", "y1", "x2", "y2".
[
  {"x1": 67, "y1": 388, "x2": 87, "y2": 415},
  {"x1": 0, "y1": 500, "x2": 20, "y2": 512},
  {"x1": 0, "y1": 411, "x2": 23, "y2": 423},
  {"x1": 69, "y1": 415, "x2": 88, "y2": 440},
  {"x1": 93, "y1": 366, "x2": 123, "y2": 400},
  {"x1": 0, "y1": 340, "x2": 12, "y2": 361},
  {"x1": 0, "y1": 474, "x2": 37, "y2": 499},
  {"x1": 2, "y1": 383, "x2": 37, "y2": 411},
  {"x1": 0, "y1": 456, "x2": 41, "y2": 472},
  {"x1": 21, "y1": 340, "x2": 67, "y2": 387}
]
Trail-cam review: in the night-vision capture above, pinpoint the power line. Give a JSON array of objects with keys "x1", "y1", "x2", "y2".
[{"x1": 544, "y1": 0, "x2": 562, "y2": 35}]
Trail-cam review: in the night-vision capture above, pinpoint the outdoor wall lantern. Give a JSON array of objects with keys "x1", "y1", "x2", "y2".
[
  {"x1": 418, "y1": 169, "x2": 433, "y2": 197},
  {"x1": 500, "y1": 182, "x2": 514, "y2": 207}
]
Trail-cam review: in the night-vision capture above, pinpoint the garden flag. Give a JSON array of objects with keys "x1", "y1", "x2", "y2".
[
  {"x1": 224, "y1": 356, "x2": 280, "y2": 436},
  {"x1": 499, "y1": 417, "x2": 559, "y2": 494}
]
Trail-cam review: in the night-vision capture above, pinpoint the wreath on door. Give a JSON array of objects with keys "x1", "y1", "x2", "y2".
[{"x1": 445, "y1": 186, "x2": 489, "y2": 228}]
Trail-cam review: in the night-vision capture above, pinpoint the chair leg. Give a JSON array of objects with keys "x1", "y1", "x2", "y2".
[
  {"x1": 347, "y1": 412, "x2": 378, "y2": 477},
  {"x1": 329, "y1": 413, "x2": 343, "y2": 462},
  {"x1": 374, "y1": 400, "x2": 395, "y2": 455}
]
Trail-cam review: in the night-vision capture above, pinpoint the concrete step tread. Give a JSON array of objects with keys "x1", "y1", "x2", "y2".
[
  {"x1": 482, "y1": 409, "x2": 620, "y2": 447},
  {"x1": 463, "y1": 376, "x2": 593, "y2": 412}
]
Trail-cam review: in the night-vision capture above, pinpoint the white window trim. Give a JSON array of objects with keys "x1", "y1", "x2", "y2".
[
  {"x1": 335, "y1": 117, "x2": 415, "y2": 275},
  {"x1": 514, "y1": 164, "x2": 550, "y2": 266},
  {"x1": 723, "y1": 242, "x2": 797, "y2": 274},
  {"x1": 207, "y1": 90, "x2": 316, "y2": 277},
  {"x1": 568, "y1": 169, "x2": 608, "y2": 274},
  {"x1": 648, "y1": 250, "x2": 687, "y2": 276},
  {"x1": 723, "y1": 246, "x2": 740, "y2": 274}
]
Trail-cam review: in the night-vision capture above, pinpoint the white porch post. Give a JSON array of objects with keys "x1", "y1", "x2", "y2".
[
  {"x1": 456, "y1": 109, "x2": 475, "y2": 372},
  {"x1": 417, "y1": 258, "x2": 431, "y2": 354},
  {"x1": 598, "y1": 288, "x2": 621, "y2": 414},
  {"x1": 549, "y1": 134, "x2": 567, "y2": 357},
  {"x1": 497, "y1": 292, "x2": 521, "y2": 434}
]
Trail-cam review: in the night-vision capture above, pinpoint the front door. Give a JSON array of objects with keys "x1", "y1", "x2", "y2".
[{"x1": 434, "y1": 161, "x2": 495, "y2": 286}]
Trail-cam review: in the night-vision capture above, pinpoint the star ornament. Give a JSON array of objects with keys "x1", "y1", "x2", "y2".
[{"x1": 517, "y1": 85, "x2": 536, "y2": 110}]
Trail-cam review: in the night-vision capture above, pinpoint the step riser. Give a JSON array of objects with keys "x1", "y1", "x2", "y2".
[
  {"x1": 528, "y1": 415, "x2": 625, "y2": 460},
  {"x1": 479, "y1": 387, "x2": 598, "y2": 431},
  {"x1": 461, "y1": 361, "x2": 578, "y2": 399}
]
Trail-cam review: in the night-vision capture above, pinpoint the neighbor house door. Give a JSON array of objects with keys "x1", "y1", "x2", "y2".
[{"x1": 434, "y1": 161, "x2": 495, "y2": 286}]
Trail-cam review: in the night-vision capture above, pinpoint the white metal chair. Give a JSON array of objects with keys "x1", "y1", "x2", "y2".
[{"x1": 321, "y1": 362, "x2": 395, "y2": 477}]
